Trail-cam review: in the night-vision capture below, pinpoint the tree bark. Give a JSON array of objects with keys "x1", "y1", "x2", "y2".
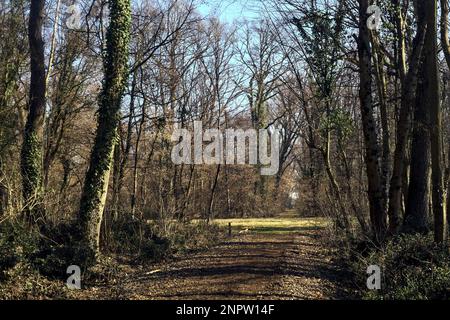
[
  {"x1": 426, "y1": 0, "x2": 447, "y2": 244},
  {"x1": 371, "y1": 31, "x2": 391, "y2": 218},
  {"x1": 357, "y1": 0, "x2": 387, "y2": 241},
  {"x1": 439, "y1": 0, "x2": 450, "y2": 233},
  {"x1": 393, "y1": 0, "x2": 407, "y2": 84},
  {"x1": 387, "y1": 4, "x2": 427, "y2": 234},
  {"x1": 440, "y1": 0, "x2": 450, "y2": 69},
  {"x1": 78, "y1": 0, "x2": 132, "y2": 262},
  {"x1": 404, "y1": 48, "x2": 430, "y2": 233},
  {"x1": 21, "y1": 0, "x2": 46, "y2": 221},
  {"x1": 111, "y1": 72, "x2": 137, "y2": 217},
  {"x1": 207, "y1": 164, "x2": 221, "y2": 224}
]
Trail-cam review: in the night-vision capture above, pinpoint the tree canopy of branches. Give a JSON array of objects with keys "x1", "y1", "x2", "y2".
[{"x1": 0, "y1": 0, "x2": 449, "y2": 274}]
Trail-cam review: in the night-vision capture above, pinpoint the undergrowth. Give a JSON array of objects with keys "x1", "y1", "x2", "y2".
[
  {"x1": 336, "y1": 232, "x2": 450, "y2": 300},
  {"x1": 0, "y1": 216, "x2": 224, "y2": 299}
]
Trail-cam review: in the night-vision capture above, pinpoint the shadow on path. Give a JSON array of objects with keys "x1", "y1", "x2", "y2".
[{"x1": 114, "y1": 226, "x2": 347, "y2": 300}]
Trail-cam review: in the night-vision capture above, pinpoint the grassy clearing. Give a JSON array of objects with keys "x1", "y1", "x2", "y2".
[{"x1": 212, "y1": 215, "x2": 329, "y2": 235}]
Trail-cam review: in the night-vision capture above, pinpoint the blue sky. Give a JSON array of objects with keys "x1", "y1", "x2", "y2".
[{"x1": 197, "y1": 0, "x2": 260, "y2": 23}]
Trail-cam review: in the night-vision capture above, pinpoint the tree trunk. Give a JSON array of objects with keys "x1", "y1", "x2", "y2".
[
  {"x1": 131, "y1": 103, "x2": 146, "y2": 217},
  {"x1": 321, "y1": 140, "x2": 350, "y2": 231},
  {"x1": 357, "y1": 0, "x2": 387, "y2": 241},
  {"x1": 439, "y1": 0, "x2": 450, "y2": 233},
  {"x1": 371, "y1": 32, "x2": 391, "y2": 215},
  {"x1": 78, "y1": 0, "x2": 132, "y2": 263},
  {"x1": 440, "y1": 0, "x2": 450, "y2": 69},
  {"x1": 393, "y1": 0, "x2": 407, "y2": 84},
  {"x1": 21, "y1": 0, "x2": 46, "y2": 221},
  {"x1": 404, "y1": 48, "x2": 430, "y2": 233},
  {"x1": 338, "y1": 138, "x2": 369, "y2": 234},
  {"x1": 207, "y1": 164, "x2": 221, "y2": 224},
  {"x1": 426, "y1": 0, "x2": 447, "y2": 244},
  {"x1": 387, "y1": 3, "x2": 427, "y2": 234},
  {"x1": 112, "y1": 72, "x2": 137, "y2": 217}
]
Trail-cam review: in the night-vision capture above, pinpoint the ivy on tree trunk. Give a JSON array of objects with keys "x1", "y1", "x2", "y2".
[
  {"x1": 21, "y1": 0, "x2": 46, "y2": 221},
  {"x1": 78, "y1": 0, "x2": 132, "y2": 264}
]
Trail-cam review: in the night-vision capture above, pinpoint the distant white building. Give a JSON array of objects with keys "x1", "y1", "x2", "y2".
[{"x1": 287, "y1": 192, "x2": 299, "y2": 209}]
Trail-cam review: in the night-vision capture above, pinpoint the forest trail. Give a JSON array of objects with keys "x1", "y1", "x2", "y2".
[{"x1": 87, "y1": 214, "x2": 348, "y2": 300}]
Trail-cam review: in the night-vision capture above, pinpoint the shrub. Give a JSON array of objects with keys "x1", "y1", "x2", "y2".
[
  {"x1": 0, "y1": 262, "x2": 69, "y2": 299},
  {"x1": 344, "y1": 233, "x2": 450, "y2": 300},
  {"x1": 106, "y1": 215, "x2": 171, "y2": 261},
  {"x1": 0, "y1": 221, "x2": 40, "y2": 280},
  {"x1": 30, "y1": 222, "x2": 88, "y2": 279},
  {"x1": 107, "y1": 215, "x2": 223, "y2": 263},
  {"x1": 139, "y1": 236, "x2": 171, "y2": 262},
  {"x1": 0, "y1": 219, "x2": 88, "y2": 281}
]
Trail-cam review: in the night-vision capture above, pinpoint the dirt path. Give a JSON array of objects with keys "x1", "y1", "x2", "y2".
[{"x1": 95, "y1": 225, "x2": 347, "y2": 300}]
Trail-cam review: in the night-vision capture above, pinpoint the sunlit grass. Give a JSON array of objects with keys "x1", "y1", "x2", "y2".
[{"x1": 211, "y1": 214, "x2": 329, "y2": 235}]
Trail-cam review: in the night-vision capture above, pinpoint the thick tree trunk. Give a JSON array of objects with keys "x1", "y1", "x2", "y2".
[
  {"x1": 387, "y1": 4, "x2": 427, "y2": 234},
  {"x1": 21, "y1": 0, "x2": 46, "y2": 221},
  {"x1": 78, "y1": 0, "x2": 132, "y2": 262},
  {"x1": 404, "y1": 49, "x2": 430, "y2": 233},
  {"x1": 357, "y1": 0, "x2": 387, "y2": 241}
]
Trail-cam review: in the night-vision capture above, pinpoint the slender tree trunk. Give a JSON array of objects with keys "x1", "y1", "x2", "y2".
[
  {"x1": 130, "y1": 144, "x2": 139, "y2": 217},
  {"x1": 111, "y1": 138, "x2": 122, "y2": 217},
  {"x1": 393, "y1": 0, "x2": 407, "y2": 84},
  {"x1": 439, "y1": 0, "x2": 450, "y2": 232},
  {"x1": 131, "y1": 104, "x2": 146, "y2": 217},
  {"x1": 440, "y1": 0, "x2": 450, "y2": 69},
  {"x1": 372, "y1": 32, "x2": 391, "y2": 213},
  {"x1": 179, "y1": 165, "x2": 195, "y2": 220},
  {"x1": 357, "y1": 0, "x2": 386, "y2": 241},
  {"x1": 321, "y1": 141, "x2": 350, "y2": 231},
  {"x1": 112, "y1": 72, "x2": 137, "y2": 217},
  {"x1": 207, "y1": 164, "x2": 221, "y2": 223},
  {"x1": 78, "y1": 0, "x2": 132, "y2": 262},
  {"x1": 448, "y1": 146, "x2": 450, "y2": 232},
  {"x1": 21, "y1": 0, "x2": 46, "y2": 221},
  {"x1": 426, "y1": 0, "x2": 447, "y2": 244},
  {"x1": 337, "y1": 136, "x2": 369, "y2": 233}
]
